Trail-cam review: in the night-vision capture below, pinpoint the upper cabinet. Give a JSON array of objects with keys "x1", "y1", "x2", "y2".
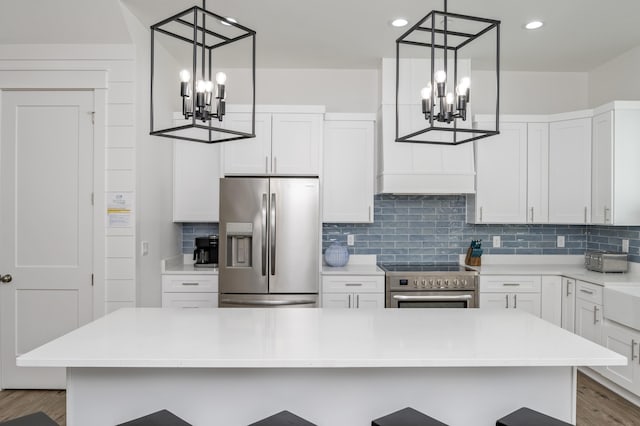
[
  {"x1": 377, "y1": 58, "x2": 476, "y2": 194},
  {"x1": 591, "y1": 102, "x2": 640, "y2": 225},
  {"x1": 548, "y1": 116, "x2": 592, "y2": 224},
  {"x1": 323, "y1": 114, "x2": 375, "y2": 223},
  {"x1": 222, "y1": 106, "x2": 324, "y2": 176}
]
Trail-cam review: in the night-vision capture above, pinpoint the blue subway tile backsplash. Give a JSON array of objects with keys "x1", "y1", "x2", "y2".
[{"x1": 180, "y1": 195, "x2": 640, "y2": 264}]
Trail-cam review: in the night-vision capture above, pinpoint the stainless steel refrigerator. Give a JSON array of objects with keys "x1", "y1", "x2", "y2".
[{"x1": 218, "y1": 177, "x2": 320, "y2": 307}]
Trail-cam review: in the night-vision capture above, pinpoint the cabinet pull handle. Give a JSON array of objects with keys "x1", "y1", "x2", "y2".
[
  {"x1": 632, "y1": 339, "x2": 638, "y2": 361},
  {"x1": 530, "y1": 207, "x2": 534, "y2": 222},
  {"x1": 580, "y1": 289, "x2": 594, "y2": 295},
  {"x1": 584, "y1": 206, "x2": 588, "y2": 224},
  {"x1": 604, "y1": 206, "x2": 610, "y2": 223},
  {"x1": 265, "y1": 156, "x2": 269, "y2": 173},
  {"x1": 345, "y1": 283, "x2": 363, "y2": 286},
  {"x1": 356, "y1": 294, "x2": 360, "y2": 309},
  {"x1": 503, "y1": 283, "x2": 521, "y2": 286},
  {"x1": 514, "y1": 294, "x2": 517, "y2": 309},
  {"x1": 594, "y1": 306, "x2": 599, "y2": 324},
  {"x1": 348, "y1": 294, "x2": 352, "y2": 308},
  {"x1": 273, "y1": 156, "x2": 277, "y2": 173},
  {"x1": 505, "y1": 294, "x2": 509, "y2": 309},
  {"x1": 566, "y1": 281, "x2": 570, "y2": 296},
  {"x1": 181, "y1": 282, "x2": 199, "y2": 286},
  {"x1": 480, "y1": 207, "x2": 483, "y2": 223},
  {"x1": 369, "y1": 205, "x2": 372, "y2": 222}
]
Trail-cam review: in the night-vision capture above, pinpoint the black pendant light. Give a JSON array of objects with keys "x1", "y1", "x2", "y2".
[
  {"x1": 150, "y1": 0, "x2": 256, "y2": 144},
  {"x1": 395, "y1": 0, "x2": 500, "y2": 145}
]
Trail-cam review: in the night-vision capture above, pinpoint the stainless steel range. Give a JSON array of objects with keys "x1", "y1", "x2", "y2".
[{"x1": 380, "y1": 264, "x2": 479, "y2": 308}]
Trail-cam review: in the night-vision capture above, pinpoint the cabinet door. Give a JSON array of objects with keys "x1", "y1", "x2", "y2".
[
  {"x1": 561, "y1": 278, "x2": 576, "y2": 333},
  {"x1": 540, "y1": 276, "x2": 561, "y2": 326},
  {"x1": 591, "y1": 111, "x2": 613, "y2": 225},
  {"x1": 354, "y1": 293, "x2": 385, "y2": 309},
  {"x1": 222, "y1": 113, "x2": 272, "y2": 175},
  {"x1": 527, "y1": 122, "x2": 549, "y2": 223},
  {"x1": 479, "y1": 292, "x2": 510, "y2": 310},
  {"x1": 173, "y1": 140, "x2": 221, "y2": 222},
  {"x1": 162, "y1": 292, "x2": 218, "y2": 308},
  {"x1": 322, "y1": 120, "x2": 374, "y2": 223},
  {"x1": 512, "y1": 293, "x2": 541, "y2": 317},
  {"x1": 601, "y1": 321, "x2": 640, "y2": 394},
  {"x1": 474, "y1": 122, "x2": 527, "y2": 223},
  {"x1": 548, "y1": 118, "x2": 592, "y2": 224},
  {"x1": 322, "y1": 293, "x2": 351, "y2": 308},
  {"x1": 271, "y1": 114, "x2": 323, "y2": 175},
  {"x1": 575, "y1": 298, "x2": 603, "y2": 345}
]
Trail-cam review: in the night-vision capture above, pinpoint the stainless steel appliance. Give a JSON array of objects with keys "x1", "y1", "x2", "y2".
[
  {"x1": 585, "y1": 251, "x2": 628, "y2": 273},
  {"x1": 193, "y1": 235, "x2": 218, "y2": 268},
  {"x1": 381, "y1": 264, "x2": 479, "y2": 308},
  {"x1": 219, "y1": 177, "x2": 320, "y2": 307}
]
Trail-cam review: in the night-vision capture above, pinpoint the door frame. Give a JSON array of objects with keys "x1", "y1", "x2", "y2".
[{"x1": 0, "y1": 71, "x2": 107, "y2": 366}]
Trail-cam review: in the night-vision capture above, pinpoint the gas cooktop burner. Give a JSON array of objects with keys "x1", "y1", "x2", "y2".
[{"x1": 378, "y1": 263, "x2": 476, "y2": 273}]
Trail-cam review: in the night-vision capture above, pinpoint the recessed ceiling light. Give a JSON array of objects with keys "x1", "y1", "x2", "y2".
[
  {"x1": 525, "y1": 20, "x2": 544, "y2": 30},
  {"x1": 391, "y1": 18, "x2": 409, "y2": 28},
  {"x1": 221, "y1": 17, "x2": 237, "y2": 26}
]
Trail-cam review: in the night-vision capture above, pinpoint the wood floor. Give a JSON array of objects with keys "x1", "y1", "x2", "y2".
[{"x1": 0, "y1": 372, "x2": 639, "y2": 425}]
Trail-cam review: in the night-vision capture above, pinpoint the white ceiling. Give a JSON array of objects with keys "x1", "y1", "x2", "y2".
[{"x1": 2, "y1": 0, "x2": 640, "y2": 72}]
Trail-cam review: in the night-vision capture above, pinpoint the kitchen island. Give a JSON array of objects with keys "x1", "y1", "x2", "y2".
[{"x1": 18, "y1": 308, "x2": 624, "y2": 426}]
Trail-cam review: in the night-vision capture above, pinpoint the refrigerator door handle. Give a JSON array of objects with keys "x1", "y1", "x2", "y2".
[
  {"x1": 270, "y1": 192, "x2": 277, "y2": 276},
  {"x1": 261, "y1": 193, "x2": 268, "y2": 276},
  {"x1": 220, "y1": 298, "x2": 316, "y2": 306}
]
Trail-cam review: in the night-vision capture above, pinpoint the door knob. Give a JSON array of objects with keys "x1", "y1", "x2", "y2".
[{"x1": 1, "y1": 274, "x2": 12, "y2": 283}]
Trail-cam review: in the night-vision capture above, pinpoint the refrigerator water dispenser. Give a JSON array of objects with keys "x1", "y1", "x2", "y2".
[{"x1": 226, "y1": 222, "x2": 253, "y2": 267}]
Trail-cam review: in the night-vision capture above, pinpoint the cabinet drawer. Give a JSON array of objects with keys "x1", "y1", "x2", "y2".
[
  {"x1": 480, "y1": 275, "x2": 541, "y2": 293},
  {"x1": 321, "y1": 275, "x2": 384, "y2": 293},
  {"x1": 162, "y1": 292, "x2": 218, "y2": 308},
  {"x1": 576, "y1": 281, "x2": 603, "y2": 304},
  {"x1": 162, "y1": 274, "x2": 218, "y2": 293}
]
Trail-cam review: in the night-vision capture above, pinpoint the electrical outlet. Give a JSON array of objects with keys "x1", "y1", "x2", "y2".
[
  {"x1": 493, "y1": 236, "x2": 501, "y2": 248},
  {"x1": 557, "y1": 236, "x2": 565, "y2": 248},
  {"x1": 347, "y1": 234, "x2": 355, "y2": 246},
  {"x1": 141, "y1": 241, "x2": 149, "y2": 256},
  {"x1": 622, "y1": 239, "x2": 630, "y2": 253}
]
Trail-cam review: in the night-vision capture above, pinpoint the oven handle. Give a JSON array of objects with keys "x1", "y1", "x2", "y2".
[{"x1": 392, "y1": 294, "x2": 473, "y2": 302}]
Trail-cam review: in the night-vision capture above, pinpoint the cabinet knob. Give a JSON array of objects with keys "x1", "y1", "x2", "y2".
[{"x1": 0, "y1": 274, "x2": 12, "y2": 284}]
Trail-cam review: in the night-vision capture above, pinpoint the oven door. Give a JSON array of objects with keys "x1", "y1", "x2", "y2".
[{"x1": 388, "y1": 291, "x2": 477, "y2": 308}]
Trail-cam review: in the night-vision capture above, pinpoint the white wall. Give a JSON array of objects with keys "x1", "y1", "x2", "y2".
[
  {"x1": 588, "y1": 45, "x2": 640, "y2": 107},
  {"x1": 472, "y1": 70, "x2": 590, "y2": 114},
  {"x1": 121, "y1": 5, "x2": 180, "y2": 308}
]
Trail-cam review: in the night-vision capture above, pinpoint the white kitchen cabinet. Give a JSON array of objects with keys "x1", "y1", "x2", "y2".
[
  {"x1": 321, "y1": 275, "x2": 384, "y2": 309},
  {"x1": 540, "y1": 276, "x2": 561, "y2": 326},
  {"x1": 591, "y1": 102, "x2": 640, "y2": 225},
  {"x1": 548, "y1": 117, "x2": 592, "y2": 224},
  {"x1": 479, "y1": 275, "x2": 541, "y2": 317},
  {"x1": 561, "y1": 277, "x2": 576, "y2": 333},
  {"x1": 600, "y1": 320, "x2": 640, "y2": 395},
  {"x1": 574, "y1": 280, "x2": 603, "y2": 345},
  {"x1": 377, "y1": 58, "x2": 476, "y2": 194},
  {"x1": 469, "y1": 122, "x2": 527, "y2": 223},
  {"x1": 222, "y1": 109, "x2": 323, "y2": 176},
  {"x1": 526, "y1": 122, "x2": 550, "y2": 223},
  {"x1": 173, "y1": 140, "x2": 222, "y2": 222},
  {"x1": 162, "y1": 274, "x2": 219, "y2": 308},
  {"x1": 322, "y1": 115, "x2": 375, "y2": 223}
]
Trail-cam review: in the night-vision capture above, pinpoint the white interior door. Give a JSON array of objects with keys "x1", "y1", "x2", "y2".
[{"x1": 0, "y1": 90, "x2": 94, "y2": 389}]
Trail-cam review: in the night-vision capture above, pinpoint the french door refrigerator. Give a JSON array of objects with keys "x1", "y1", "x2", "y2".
[{"x1": 218, "y1": 177, "x2": 320, "y2": 307}]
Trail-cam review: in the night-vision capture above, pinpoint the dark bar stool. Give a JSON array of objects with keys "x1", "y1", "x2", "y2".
[
  {"x1": 248, "y1": 410, "x2": 317, "y2": 426},
  {"x1": 372, "y1": 407, "x2": 448, "y2": 426},
  {"x1": 496, "y1": 407, "x2": 573, "y2": 426},
  {"x1": 0, "y1": 412, "x2": 58, "y2": 426},
  {"x1": 117, "y1": 409, "x2": 192, "y2": 426}
]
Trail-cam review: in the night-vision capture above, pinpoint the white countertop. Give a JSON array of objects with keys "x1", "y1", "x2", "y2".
[
  {"x1": 162, "y1": 255, "x2": 218, "y2": 275},
  {"x1": 470, "y1": 264, "x2": 640, "y2": 286},
  {"x1": 321, "y1": 254, "x2": 384, "y2": 275},
  {"x1": 18, "y1": 308, "x2": 624, "y2": 369}
]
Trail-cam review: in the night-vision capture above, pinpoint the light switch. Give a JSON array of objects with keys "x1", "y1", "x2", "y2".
[
  {"x1": 557, "y1": 236, "x2": 565, "y2": 248},
  {"x1": 493, "y1": 236, "x2": 501, "y2": 248},
  {"x1": 622, "y1": 239, "x2": 630, "y2": 253},
  {"x1": 141, "y1": 241, "x2": 149, "y2": 256},
  {"x1": 347, "y1": 234, "x2": 355, "y2": 246}
]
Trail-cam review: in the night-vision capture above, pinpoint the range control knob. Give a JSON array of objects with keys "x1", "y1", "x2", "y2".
[
  {"x1": 413, "y1": 279, "x2": 418, "y2": 288},
  {"x1": 452, "y1": 279, "x2": 459, "y2": 288}
]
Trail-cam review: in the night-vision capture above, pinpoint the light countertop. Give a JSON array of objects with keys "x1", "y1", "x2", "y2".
[
  {"x1": 18, "y1": 307, "x2": 624, "y2": 369},
  {"x1": 162, "y1": 255, "x2": 218, "y2": 275},
  {"x1": 321, "y1": 254, "x2": 384, "y2": 275},
  {"x1": 469, "y1": 264, "x2": 640, "y2": 286}
]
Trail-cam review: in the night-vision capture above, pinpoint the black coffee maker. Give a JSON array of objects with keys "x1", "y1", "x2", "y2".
[{"x1": 193, "y1": 235, "x2": 218, "y2": 268}]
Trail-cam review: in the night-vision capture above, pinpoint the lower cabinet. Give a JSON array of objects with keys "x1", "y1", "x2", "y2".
[
  {"x1": 479, "y1": 275, "x2": 542, "y2": 317},
  {"x1": 574, "y1": 280, "x2": 603, "y2": 345},
  {"x1": 561, "y1": 277, "x2": 576, "y2": 333},
  {"x1": 600, "y1": 320, "x2": 640, "y2": 395},
  {"x1": 321, "y1": 275, "x2": 384, "y2": 309},
  {"x1": 162, "y1": 274, "x2": 219, "y2": 308}
]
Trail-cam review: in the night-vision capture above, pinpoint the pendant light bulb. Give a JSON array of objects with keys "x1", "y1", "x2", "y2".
[
  {"x1": 421, "y1": 85, "x2": 432, "y2": 100},
  {"x1": 435, "y1": 70, "x2": 447, "y2": 84},
  {"x1": 460, "y1": 76, "x2": 471, "y2": 90},
  {"x1": 196, "y1": 80, "x2": 206, "y2": 93},
  {"x1": 446, "y1": 92, "x2": 455, "y2": 105},
  {"x1": 215, "y1": 72, "x2": 227, "y2": 85},
  {"x1": 204, "y1": 80, "x2": 214, "y2": 93},
  {"x1": 179, "y1": 69, "x2": 191, "y2": 83}
]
